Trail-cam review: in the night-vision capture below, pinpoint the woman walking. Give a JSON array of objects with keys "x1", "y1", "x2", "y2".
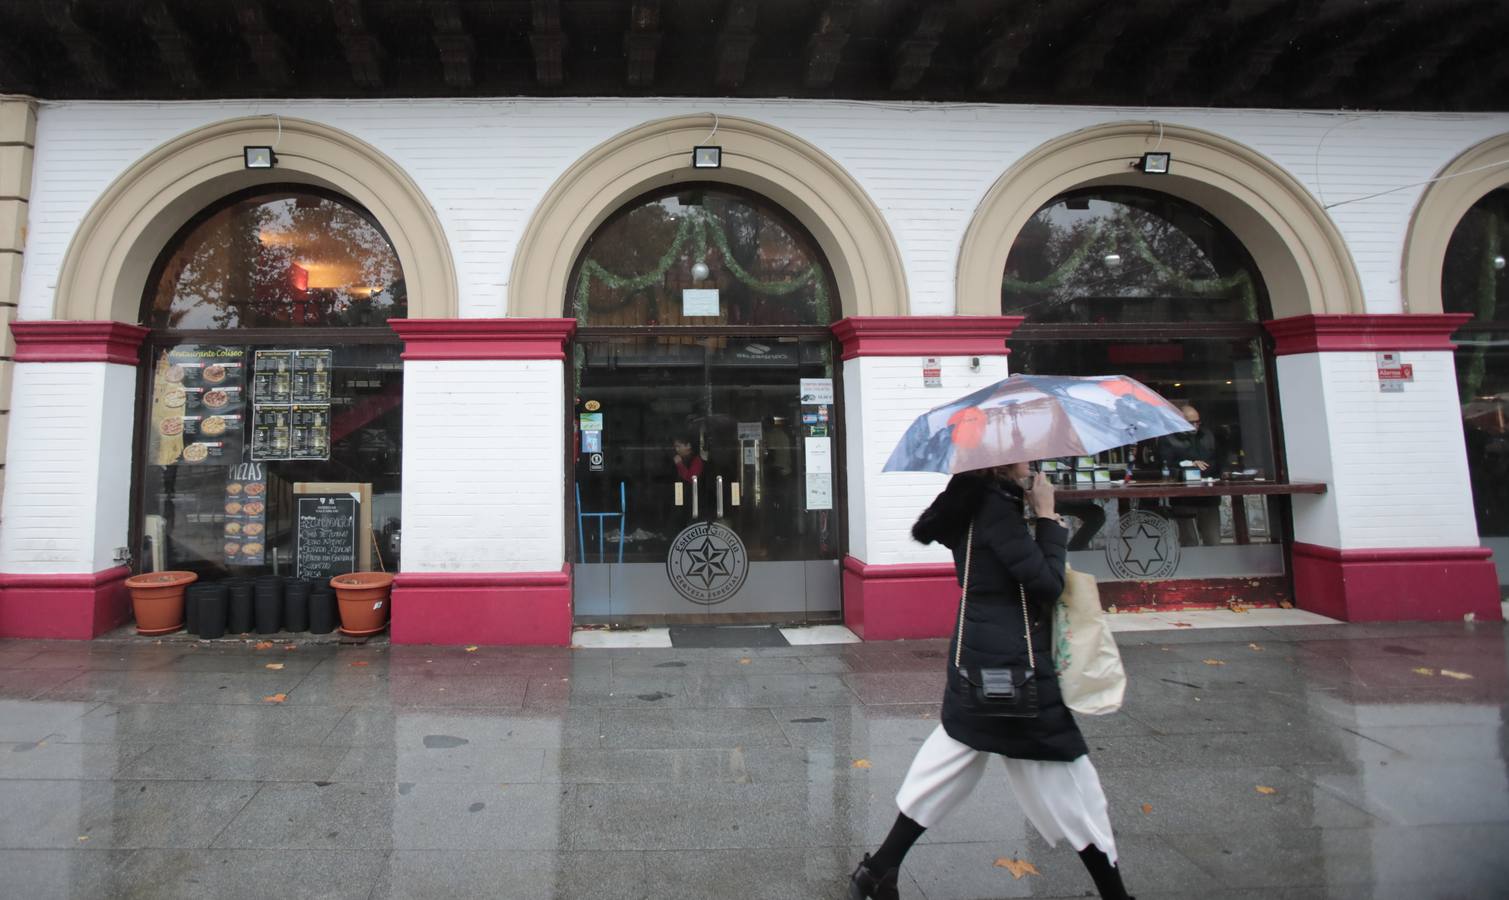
[{"x1": 849, "y1": 462, "x2": 1133, "y2": 900}]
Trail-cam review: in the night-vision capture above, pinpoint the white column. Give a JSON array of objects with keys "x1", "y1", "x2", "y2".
[
  {"x1": 0, "y1": 361, "x2": 137, "y2": 574},
  {"x1": 1275, "y1": 349, "x2": 1477, "y2": 550},
  {"x1": 400, "y1": 356, "x2": 567, "y2": 573},
  {"x1": 843, "y1": 353, "x2": 1010, "y2": 565}
]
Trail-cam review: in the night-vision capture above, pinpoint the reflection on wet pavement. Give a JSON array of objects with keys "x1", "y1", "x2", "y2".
[{"x1": 0, "y1": 619, "x2": 1505, "y2": 898}]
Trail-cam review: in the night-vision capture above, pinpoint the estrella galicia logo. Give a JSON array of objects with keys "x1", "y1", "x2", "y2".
[
  {"x1": 1105, "y1": 509, "x2": 1180, "y2": 581},
  {"x1": 666, "y1": 521, "x2": 749, "y2": 606}
]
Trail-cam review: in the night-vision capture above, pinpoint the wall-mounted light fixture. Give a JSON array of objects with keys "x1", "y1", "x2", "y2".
[
  {"x1": 1136, "y1": 151, "x2": 1171, "y2": 175},
  {"x1": 692, "y1": 146, "x2": 722, "y2": 169},
  {"x1": 244, "y1": 146, "x2": 277, "y2": 169}
]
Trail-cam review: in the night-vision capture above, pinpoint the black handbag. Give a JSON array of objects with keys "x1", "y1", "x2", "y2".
[{"x1": 950, "y1": 522, "x2": 1040, "y2": 718}]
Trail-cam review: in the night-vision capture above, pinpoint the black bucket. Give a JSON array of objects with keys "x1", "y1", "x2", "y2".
[
  {"x1": 308, "y1": 586, "x2": 337, "y2": 634},
  {"x1": 226, "y1": 579, "x2": 254, "y2": 634},
  {"x1": 197, "y1": 583, "x2": 229, "y2": 639},
  {"x1": 184, "y1": 583, "x2": 206, "y2": 635},
  {"x1": 254, "y1": 575, "x2": 283, "y2": 634},
  {"x1": 284, "y1": 579, "x2": 312, "y2": 632}
]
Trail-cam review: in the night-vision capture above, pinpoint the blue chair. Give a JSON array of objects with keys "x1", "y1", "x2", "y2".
[{"x1": 575, "y1": 481, "x2": 627, "y2": 564}]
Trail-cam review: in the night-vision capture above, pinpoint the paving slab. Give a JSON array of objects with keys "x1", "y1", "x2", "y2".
[{"x1": 0, "y1": 619, "x2": 1505, "y2": 897}]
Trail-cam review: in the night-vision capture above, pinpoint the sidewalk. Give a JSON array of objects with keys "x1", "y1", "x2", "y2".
[{"x1": 0, "y1": 617, "x2": 1505, "y2": 899}]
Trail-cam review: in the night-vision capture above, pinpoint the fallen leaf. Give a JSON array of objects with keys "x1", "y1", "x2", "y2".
[
  {"x1": 1106, "y1": 604, "x2": 1119, "y2": 614},
  {"x1": 993, "y1": 858, "x2": 1040, "y2": 879},
  {"x1": 1412, "y1": 667, "x2": 1436, "y2": 677},
  {"x1": 465, "y1": 645, "x2": 479, "y2": 652},
  {"x1": 264, "y1": 663, "x2": 284, "y2": 670},
  {"x1": 1202, "y1": 659, "x2": 1226, "y2": 666},
  {"x1": 738, "y1": 658, "x2": 752, "y2": 665},
  {"x1": 1227, "y1": 601, "x2": 1250, "y2": 613},
  {"x1": 1255, "y1": 785, "x2": 1277, "y2": 795},
  {"x1": 1173, "y1": 622, "x2": 1194, "y2": 628},
  {"x1": 350, "y1": 660, "x2": 370, "y2": 667},
  {"x1": 1279, "y1": 600, "x2": 1294, "y2": 609},
  {"x1": 77, "y1": 835, "x2": 89, "y2": 842},
  {"x1": 1141, "y1": 803, "x2": 1153, "y2": 815},
  {"x1": 1440, "y1": 669, "x2": 1475, "y2": 681},
  {"x1": 254, "y1": 641, "x2": 273, "y2": 650},
  {"x1": 851, "y1": 759, "x2": 872, "y2": 769},
  {"x1": 263, "y1": 693, "x2": 287, "y2": 703}
]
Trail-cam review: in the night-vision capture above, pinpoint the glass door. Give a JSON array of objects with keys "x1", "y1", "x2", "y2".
[{"x1": 571, "y1": 333, "x2": 840, "y2": 624}]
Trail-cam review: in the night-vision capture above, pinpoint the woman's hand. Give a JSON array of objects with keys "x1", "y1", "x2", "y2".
[{"x1": 1025, "y1": 471, "x2": 1056, "y2": 519}]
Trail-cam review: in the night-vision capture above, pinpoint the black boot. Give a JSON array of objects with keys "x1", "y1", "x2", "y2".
[
  {"x1": 1077, "y1": 845, "x2": 1132, "y2": 900},
  {"x1": 848, "y1": 854, "x2": 899, "y2": 900}
]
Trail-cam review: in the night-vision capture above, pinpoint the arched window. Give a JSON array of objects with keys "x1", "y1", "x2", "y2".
[
  {"x1": 148, "y1": 189, "x2": 406, "y2": 328},
  {"x1": 134, "y1": 187, "x2": 405, "y2": 582},
  {"x1": 569, "y1": 185, "x2": 834, "y2": 326},
  {"x1": 1446, "y1": 188, "x2": 1509, "y2": 546},
  {"x1": 1003, "y1": 188, "x2": 1281, "y2": 557}
]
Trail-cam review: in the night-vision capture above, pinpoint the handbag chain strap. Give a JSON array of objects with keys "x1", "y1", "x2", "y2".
[{"x1": 953, "y1": 521, "x2": 1036, "y2": 671}]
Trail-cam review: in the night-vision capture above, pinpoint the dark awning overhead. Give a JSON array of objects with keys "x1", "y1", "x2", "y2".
[{"x1": 0, "y1": 0, "x2": 1504, "y2": 112}]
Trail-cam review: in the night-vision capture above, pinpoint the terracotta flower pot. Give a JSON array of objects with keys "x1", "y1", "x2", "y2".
[
  {"x1": 330, "y1": 572, "x2": 394, "y2": 635},
  {"x1": 123, "y1": 571, "x2": 198, "y2": 636}
]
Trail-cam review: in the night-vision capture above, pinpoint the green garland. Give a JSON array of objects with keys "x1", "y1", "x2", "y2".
[
  {"x1": 572, "y1": 210, "x2": 828, "y2": 325},
  {"x1": 1002, "y1": 218, "x2": 1265, "y2": 380}
]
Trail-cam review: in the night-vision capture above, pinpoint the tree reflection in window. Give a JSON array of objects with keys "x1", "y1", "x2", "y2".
[
  {"x1": 570, "y1": 187, "x2": 833, "y2": 327},
  {"x1": 1003, "y1": 189, "x2": 1264, "y2": 324},
  {"x1": 148, "y1": 189, "x2": 405, "y2": 329}
]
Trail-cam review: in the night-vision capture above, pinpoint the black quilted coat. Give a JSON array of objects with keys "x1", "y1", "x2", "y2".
[{"x1": 914, "y1": 473, "x2": 1089, "y2": 761}]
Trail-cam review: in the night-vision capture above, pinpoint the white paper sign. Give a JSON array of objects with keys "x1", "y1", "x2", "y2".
[
  {"x1": 805, "y1": 473, "x2": 833, "y2": 510},
  {"x1": 682, "y1": 289, "x2": 720, "y2": 317},
  {"x1": 804, "y1": 437, "x2": 832, "y2": 474},
  {"x1": 737, "y1": 421, "x2": 762, "y2": 441},
  {"x1": 799, "y1": 378, "x2": 834, "y2": 405}
]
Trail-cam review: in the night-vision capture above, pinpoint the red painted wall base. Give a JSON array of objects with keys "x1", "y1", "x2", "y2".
[
  {"x1": 390, "y1": 567, "x2": 574, "y2": 646},
  {"x1": 0, "y1": 567, "x2": 133, "y2": 639},
  {"x1": 1292, "y1": 542, "x2": 1503, "y2": 622},
  {"x1": 842, "y1": 556, "x2": 958, "y2": 640}
]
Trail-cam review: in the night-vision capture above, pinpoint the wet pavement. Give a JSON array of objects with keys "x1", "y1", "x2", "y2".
[{"x1": 0, "y1": 619, "x2": 1506, "y2": 899}]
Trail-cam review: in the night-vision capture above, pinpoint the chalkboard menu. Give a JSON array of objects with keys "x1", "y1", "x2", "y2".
[{"x1": 295, "y1": 495, "x2": 359, "y2": 581}]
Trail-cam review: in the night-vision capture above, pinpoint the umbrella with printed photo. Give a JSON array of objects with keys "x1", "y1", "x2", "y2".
[{"x1": 883, "y1": 374, "x2": 1193, "y2": 474}]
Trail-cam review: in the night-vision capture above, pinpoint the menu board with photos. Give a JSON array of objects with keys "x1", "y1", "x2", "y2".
[
  {"x1": 223, "y1": 461, "x2": 268, "y2": 566},
  {"x1": 148, "y1": 345, "x2": 247, "y2": 467},
  {"x1": 252, "y1": 349, "x2": 332, "y2": 461}
]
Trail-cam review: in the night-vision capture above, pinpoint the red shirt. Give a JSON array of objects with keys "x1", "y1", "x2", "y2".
[{"x1": 675, "y1": 455, "x2": 704, "y2": 483}]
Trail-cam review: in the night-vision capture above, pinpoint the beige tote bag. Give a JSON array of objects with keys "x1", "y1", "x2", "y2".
[{"x1": 1052, "y1": 565, "x2": 1126, "y2": 715}]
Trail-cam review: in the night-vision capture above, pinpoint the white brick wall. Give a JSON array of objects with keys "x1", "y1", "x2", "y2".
[
  {"x1": 1277, "y1": 350, "x2": 1476, "y2": 550},
  {"x1": 400, "y1": 358, "x2": 565, "y2": 572},
  {"x1": 846, "y1": 354, "x2": 1011, "y2": 566},
  {"x1": 15, "y1": 99, "x2": 1509, "y2": 322},
  {"x1": 0, "y1": 362, "x2": 134, "y2": 573},
  {"x1": 7, "y1": 99, "x2": 1507, "y2": 573}
]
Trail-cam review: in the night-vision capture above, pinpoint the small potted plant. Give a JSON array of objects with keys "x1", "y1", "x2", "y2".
[
  {"x1": 123, "y1": 570, "x2": 198, "y2": 635},
  {"x1": 329, "y1": 571, "x2": 394, "y2": 635}
]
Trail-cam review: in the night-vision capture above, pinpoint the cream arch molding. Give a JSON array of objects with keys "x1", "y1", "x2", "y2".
[
  {"x1": 1403, "y1": 133, "x2": 1509, "y2": 315},
  {"x1": 956, "y1": 122, "x2": 1365, "y2": 319},
  {"x1": 53, "y1": 115, "x2": 458, "y2": 322},
  {"x1": 508, "y1": 114, "x2": 908, "y2": 318}
]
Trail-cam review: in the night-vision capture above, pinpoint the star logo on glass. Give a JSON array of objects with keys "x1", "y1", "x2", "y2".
[
  {"x1": 1105, "y1": 509, "x2": 1181, "y2": 581},
  {"x1": 667, "y1": 522, "x2": 750, "y2": 605}
]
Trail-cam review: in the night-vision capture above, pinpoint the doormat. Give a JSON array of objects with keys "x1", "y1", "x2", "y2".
[{"x1": 668, "y1": 625, "x2": 790, "y2": 648}]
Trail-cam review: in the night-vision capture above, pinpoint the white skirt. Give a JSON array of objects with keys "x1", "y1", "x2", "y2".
[{"x1": 895, "y1": 724, "x2": 1118, "y2": 863}]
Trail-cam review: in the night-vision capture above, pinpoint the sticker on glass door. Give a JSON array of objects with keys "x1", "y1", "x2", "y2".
[{"x1": 666, "y1": 521, "x2": 749, "y2": 605}]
